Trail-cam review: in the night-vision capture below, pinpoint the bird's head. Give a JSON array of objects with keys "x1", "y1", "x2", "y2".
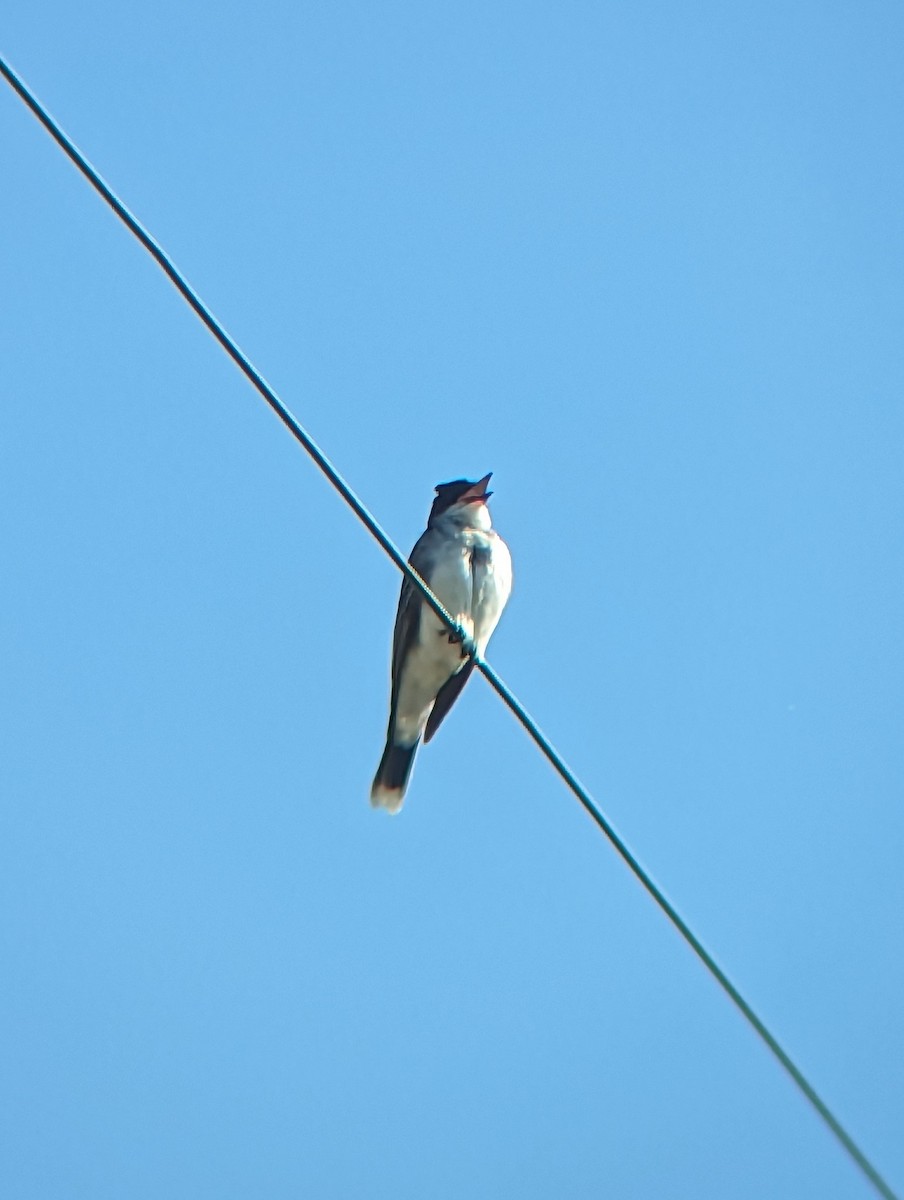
[{"x1": 428, "y1": 473, "x2": 493, "y2": 526}]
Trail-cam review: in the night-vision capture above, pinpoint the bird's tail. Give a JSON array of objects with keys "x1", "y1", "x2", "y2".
[{"x1": 370, "y1": 738, "x2": 419, "y2": 814}]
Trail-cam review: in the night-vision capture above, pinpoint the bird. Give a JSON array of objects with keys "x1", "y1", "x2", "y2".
[{"x1": 371, "y1": 473, "x2": 513, "y2": 813}]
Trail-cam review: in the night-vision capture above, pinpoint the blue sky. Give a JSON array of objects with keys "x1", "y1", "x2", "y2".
[{"x1": 1, "y1": 2, "x2": 902, "y2": 1197}]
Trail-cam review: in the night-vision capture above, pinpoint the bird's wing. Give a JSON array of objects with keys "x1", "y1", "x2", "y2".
[
  {"x1": 389, "y1": 577, "x2": 421, "y2": 715},
  {"x1": 423, "y1": 659, "x2": 474, "y2": 743},
  {"x1": 388, "y1": 530, "x2": 438, "y2": 714}
]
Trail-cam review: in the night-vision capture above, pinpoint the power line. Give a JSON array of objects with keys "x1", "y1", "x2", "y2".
[{"x1": 1, "y1": 53, "x2": 897, "y2": 1200}]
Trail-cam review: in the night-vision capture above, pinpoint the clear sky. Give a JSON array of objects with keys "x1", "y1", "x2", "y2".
[{"x1": 1, "y1": 3, "x2": 902, "y2": 1198}]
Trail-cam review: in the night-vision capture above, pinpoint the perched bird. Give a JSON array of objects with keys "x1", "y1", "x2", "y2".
[{"x1": 371, "y1": 473, "x2": 513, "y2": 812}]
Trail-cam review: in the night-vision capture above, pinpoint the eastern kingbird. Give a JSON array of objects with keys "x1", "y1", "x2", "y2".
[{"x1": 371, "y1": 473, "x2": 513, "y2": 812}]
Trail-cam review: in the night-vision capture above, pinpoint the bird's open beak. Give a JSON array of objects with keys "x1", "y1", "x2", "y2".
[{"x1": 460, "y1": 473, "x2": 493, "y2": 504}]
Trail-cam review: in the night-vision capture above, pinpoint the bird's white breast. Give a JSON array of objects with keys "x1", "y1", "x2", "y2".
[
  {"x1": 423, "y1": 526, "x2": 512, "y2": 651},
  {"x1": 468, "y1": 530, "x2": 512, "y2": 652}
]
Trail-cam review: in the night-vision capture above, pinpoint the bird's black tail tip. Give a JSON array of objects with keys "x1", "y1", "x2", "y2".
[{"x1": 370, "y1": 740, "x2": 419, "y2": 814}]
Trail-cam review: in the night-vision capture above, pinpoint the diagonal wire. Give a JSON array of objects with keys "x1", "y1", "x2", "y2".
[{"x1": 1, "y1": 53, "x2": 898, "y2": 1200}]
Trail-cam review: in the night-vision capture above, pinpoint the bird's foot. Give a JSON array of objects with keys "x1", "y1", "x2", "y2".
[{"x1": 445, "y1": 625, "x2": 476, "y2": 659}]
